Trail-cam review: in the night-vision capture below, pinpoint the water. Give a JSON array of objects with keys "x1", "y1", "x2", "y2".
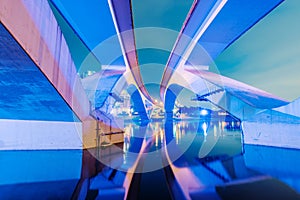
[
  {"x1": 124, "y1": 117, "x2": 243, "y2": 199},
  {"x1": 103, "y1": 118, "x2": 299, "y2": 199},
  {"x1": 244, "y1": 144, "x2": 300, "y2": 193},
  {"x1": 163, "y1": 119, "x2": 242, "y2": 167},
  {"x1": 126, "y1": 119, "x2": 242, "y2": 168},
  {"x1": 1, "y1": 118, "x2": 300, "y2": 199},
  {"x1": 0, "y1": 150, "x2": 82, "y2": 199}
]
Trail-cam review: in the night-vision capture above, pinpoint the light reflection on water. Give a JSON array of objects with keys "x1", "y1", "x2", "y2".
[
  {"x1": 1, "y1": 118, "x2": 300, "y2": 198},
  {"x1": 122, "y1": 118, "x2": 242, "y2": 168}
]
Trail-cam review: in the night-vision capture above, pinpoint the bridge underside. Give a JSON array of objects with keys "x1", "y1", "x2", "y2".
[
  {"x1": 0, "y1": 1, "x2": 300, "y2": 199},
  {"x1": 161, "y1": 0, "x2": 300, "y2": 149},
  {"x1": 0, "y1": 0, "x2": 300, "y2": 151},
  {"x1": 0, "y1": 19, "x2": 83, "y2": 150}
]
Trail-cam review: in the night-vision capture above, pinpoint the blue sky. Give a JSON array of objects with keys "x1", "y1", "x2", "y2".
[
  {"x1": 131, "y1": 0, "x2": 300, "y2": 102},
  {"x1": 131, "y1": 0, "x2": 194, "y2": 98},
  {"x1": 52, "y1": 0, "x2": 300, "y2": 102},
  {"x1": 214, "y1": 0, "x2": 300, "y2": 101}
]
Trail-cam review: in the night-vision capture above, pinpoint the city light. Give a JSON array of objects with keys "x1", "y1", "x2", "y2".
[
  {"x1": 200, "y1": 109, "x2": 208, "y2": 116},
  {"x1": 202, "y1": 122, "x2": 208, "y2": 136}
]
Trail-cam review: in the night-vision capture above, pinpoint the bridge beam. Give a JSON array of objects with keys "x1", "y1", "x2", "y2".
[{"x1": 0, "y1": 0, "x2": 97, "y2": 149}]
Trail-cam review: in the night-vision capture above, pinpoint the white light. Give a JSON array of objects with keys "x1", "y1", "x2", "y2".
[
  {"x1": 200, "y1": 109, "x2": 208, "y2": 116},
  {"x1": 202, "y1": 122, "x2": 208, "y2": 136}
]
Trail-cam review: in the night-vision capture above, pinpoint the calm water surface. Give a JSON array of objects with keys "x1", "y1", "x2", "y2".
[{"x1": 1, "y1": 117, "x2": 300, "y2": 199}]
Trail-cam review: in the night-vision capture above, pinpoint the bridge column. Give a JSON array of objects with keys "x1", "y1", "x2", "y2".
[{"x1": 0, "y1": 0, "x2": 97, "y2": 149}]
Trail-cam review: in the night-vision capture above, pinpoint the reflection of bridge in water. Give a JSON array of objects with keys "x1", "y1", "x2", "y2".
[
  {"x1": 87, "y1": 118, "x2": 299, "y2": 199},
  {"x1": 0, "y1": 0, "x2": 300, "y2": 199}
]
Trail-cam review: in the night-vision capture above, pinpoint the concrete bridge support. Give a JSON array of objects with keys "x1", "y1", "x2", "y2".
[{"x1": 0, "y1": 0, "x2": 97, "y2": 149}]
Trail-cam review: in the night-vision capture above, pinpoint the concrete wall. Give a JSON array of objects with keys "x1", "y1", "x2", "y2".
[
  {"x1": 275, "y1": 97, "x2": 300, "y2": 118},
  {"x1": 0, "y1": 119, "x2": 82, "y2": 150},
  {"x1": 243, "y1": 121, "x2": 300, "y2": 149},
  {"x1": 242, "y1": 114, "x2": 300, "y2": 149}
]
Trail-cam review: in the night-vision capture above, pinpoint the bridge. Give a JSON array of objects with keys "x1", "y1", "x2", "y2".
[
  {"x1": 0, "y1": 0, "x2": 300, "y2": 199},
  {"x1": 1, "y1": 0, "x2": 299, "y2": 149}
]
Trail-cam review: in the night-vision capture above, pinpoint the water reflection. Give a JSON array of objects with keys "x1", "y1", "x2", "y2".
[
  {"x1": 119, "y1": 118, "x2": 242, "y2": 170},
  {"x1": 2, "y1": 117, "x2": 299, "y2": 199},
  {"x1": 88, "y1": 118, "x2": 300, "y2": 198},
  {"x1": 0, "y1": 150, "x2": 82, "y2": 199},
  {"x1": 163, "y1": 119, "x2": 242, "y2": 168},
  {"x1": 244, "y1": 144, "x2": 300, "y2": 193}
]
